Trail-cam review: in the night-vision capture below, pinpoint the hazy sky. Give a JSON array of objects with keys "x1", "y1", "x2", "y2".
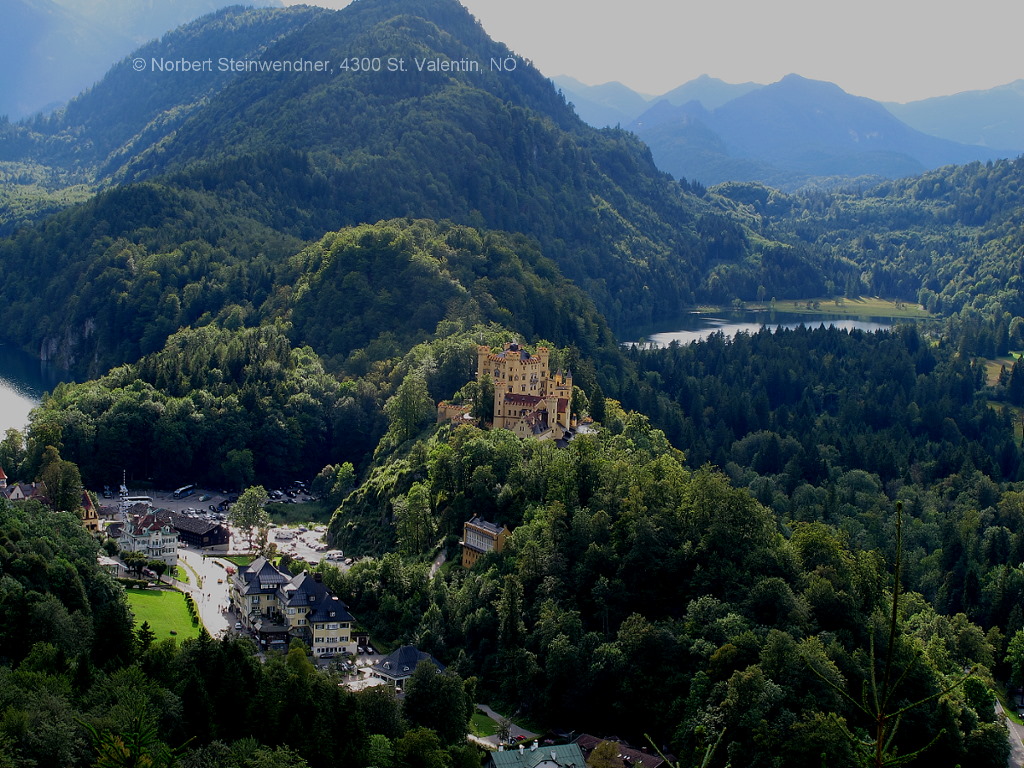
[{"x1": 285, "y1": 0, "x2": 1024, "y2": 103}]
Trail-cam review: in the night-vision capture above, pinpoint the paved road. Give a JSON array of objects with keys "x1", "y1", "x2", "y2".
[
  {"x1": 174, "y1": 548, "x2": 231, "y2": 637},
  {"x1": 997, "y1": 700, "x2": 1024, "y2": 768}
]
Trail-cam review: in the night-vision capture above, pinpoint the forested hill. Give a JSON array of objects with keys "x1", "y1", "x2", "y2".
[
  {"x1": 716, "y1": 157, "x2": 1024, "y2": 318},
  {"x1": 0, "y1": 5, "x2": 327, "y2": 177},
  {"x1": 0, "y1": 0, "x2": 828, "y2": 373}
]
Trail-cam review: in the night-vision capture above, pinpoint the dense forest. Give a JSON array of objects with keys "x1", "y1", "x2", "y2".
[
  {"x1": 321, "y1": 421, "x2": 1012, "y2": 767},
  {"x1": 0, "y1": 0, "x2": 835, "y2": 375},
  {"x1": 0, "y1": 498, "x2": 483, "y2": 768},
  {"x1": 718, "y1": 157, "x2": 1024, "y2": 318}
]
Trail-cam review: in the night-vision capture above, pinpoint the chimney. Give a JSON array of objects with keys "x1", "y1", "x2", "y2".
[
  {"x1": 531, "y1": 740, "x2": 538, "y2": 751},
  {"x1": 314, "y1": 572, "x2": 323, "y2": 583},
  {"x1": 519, "y1": 744, "x2": 524, "y2": 754}
]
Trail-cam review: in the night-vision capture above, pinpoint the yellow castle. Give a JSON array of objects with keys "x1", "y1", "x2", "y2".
[{"x1": 477, "y1": 342, "x2": 573, "y2": 440}]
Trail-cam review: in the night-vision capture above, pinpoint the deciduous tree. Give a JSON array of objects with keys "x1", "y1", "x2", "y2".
[{"x1": 228, "y1": 485, "x2": 270, "y2": 548}]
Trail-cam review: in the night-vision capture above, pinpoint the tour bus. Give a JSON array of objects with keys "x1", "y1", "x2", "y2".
[
  {"x1": 172, "y1": 484, "x2": 196, "y2": 499},
  {"x1": 123, "y1": 495, "x2": 153, "y2": 504}
]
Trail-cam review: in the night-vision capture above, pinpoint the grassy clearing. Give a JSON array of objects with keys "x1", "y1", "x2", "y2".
[
  {"x1": 125, "y1": 588, "x2": 201, "y2": 641},
  {"x1": 173, "y1": 565, "x2": 189, "y2": 584},
  {"x1": 222, "y1": 555, "x2": 254, "y2": 568},
  {"x1": 266, "y1": 500, "x2": 333, "y2": 526},
  {"x1": 470, "y1": 712, "x2": 498, "y2": 737},
  {"x1": 989, "y1": 403, "x2": 1024, "y2": 445},
  {"x1": 729, "y1": 296, "x2": 933, "y2": 320},
  {"x1": 982, "y1": 351, "x2": 1022, "y2": 386}
]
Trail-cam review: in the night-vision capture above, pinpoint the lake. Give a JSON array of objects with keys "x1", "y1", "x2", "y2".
[
  {"x1": 623, "y1": 310, "x2": 895, "y2": 348},
  {"x1": 0, "y1": 343, "x2": 71, "y2": 434}
]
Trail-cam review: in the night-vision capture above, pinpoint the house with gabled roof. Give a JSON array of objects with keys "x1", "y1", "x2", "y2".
[
  {"x1": 166, "y1": 511, "x2": 230, "y2": 549},
  {"x1": 81, "y1": 490, "x2": 100, "y2": 533},
  {"x1": 120, "y1": 512, "x2": 178, "y2": 568},
  {"x1": 230, "y1": 557, "x2": 355, "y2": 657},
  {"x1": 571, "y1": 734, "x2": 669, "y2": 767},
  {"x1": 489, "y1": 742, "x2": 585, "y2": 768},
  {"x1": 3, "y1": 481, "x2": 48, "y2": 504}
]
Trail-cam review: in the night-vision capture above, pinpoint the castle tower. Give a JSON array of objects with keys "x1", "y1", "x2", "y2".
[{"x1": 477, "y1": 341, "x2": 573, "y2": 439}]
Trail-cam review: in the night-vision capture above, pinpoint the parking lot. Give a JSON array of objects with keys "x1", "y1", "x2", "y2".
[{"x1": 108, "y1": 486, "x2": 348, "y2": 565}]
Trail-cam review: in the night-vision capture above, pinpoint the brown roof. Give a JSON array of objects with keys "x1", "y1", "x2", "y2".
[
  {"x1": 572, "y1": 735, "x2": 668, "y2": 768},
  {"x1": 131, "y1": 513, "x2": 167, "y2": 534},
  {"x1": 503, "y1": 394, "x2": 543, "y2": 406}
]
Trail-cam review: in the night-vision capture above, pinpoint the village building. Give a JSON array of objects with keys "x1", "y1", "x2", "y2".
[
  {"x1": 80, "y1": 490, "x2": 100, "y2": 533},
  {"x1": 489, "y1": 742, "x2": 586, "y2": 768},
  {"x1": 119, "y1": 512, "x2": 179, "y2": 568},
  {"x1": 2, "y1": 481, "x2": 48, "y2": 504},
  {"x1": 165, "y1": 511, "x2": 230, "y2": 550},
  {"x1": 461, "y1": 516, "x2": 509, "y2": 568},
  {"x1": 571, "y1": 734, "x2": 669, "y2": 767},
  {"x1": 230, "y1": 556, "x2": 355, "y2": 657},
  {"x1": 478, "y1": 342, "x2": 573, "y2": 440},
  {"x1": 369, "y1": 644, "x2": 444, "y2": 689}
]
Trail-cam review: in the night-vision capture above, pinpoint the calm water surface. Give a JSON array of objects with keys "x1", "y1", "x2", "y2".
[
  {"x1": 0, "y1": 344, "x2": 71, "y2": 433},
  {"x1": 625, "y1": 310, "x2": 895, "y2": 347}
]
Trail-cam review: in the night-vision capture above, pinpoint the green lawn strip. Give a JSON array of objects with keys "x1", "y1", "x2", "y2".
[
  {"x1": 995, "y1": 683, "x2": 1024, "y2": 726},
  {"x1": 125, "y1": 588, "x2": 201, "y2": 641},
  {"x1": 222, "y1": 555, "x2": 254, "y2": 568},
  {"x1": 178, "y1": 559, "x2": 203, "y2": 589},
  {"x1": 470, "y1": 712, "x2": 498, "y2": 737},
  {"x1": 173, "y1": 565, "x2": 189, "y2": 584}
]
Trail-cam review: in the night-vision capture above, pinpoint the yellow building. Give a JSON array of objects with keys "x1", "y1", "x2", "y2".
[
  {"x1": 230, "y1": 558, "x2": 354, "y2": 657},
  {"x1": 477, "y1": 342, "x2": 573, "y2": 440},
  {"x1": 461, "y1": 516, "x2": 510, "y2": 568}
]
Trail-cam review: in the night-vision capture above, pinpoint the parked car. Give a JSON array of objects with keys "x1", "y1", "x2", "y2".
[{"x1": 234, "y1": 622, "x2": 242, "y2": 630}]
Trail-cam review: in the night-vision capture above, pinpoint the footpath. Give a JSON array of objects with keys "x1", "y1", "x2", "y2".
[{"x1": 474, "y1": 703, "x2": 539, "y2": 747}]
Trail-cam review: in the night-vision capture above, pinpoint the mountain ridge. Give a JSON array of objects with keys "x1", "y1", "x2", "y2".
[
  {"x1": 0, "y1": 0, "x2": 821, "y2": 373},
  {"x1": 631, "y1": 73, "x2": 1013, "y2": 188}
]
